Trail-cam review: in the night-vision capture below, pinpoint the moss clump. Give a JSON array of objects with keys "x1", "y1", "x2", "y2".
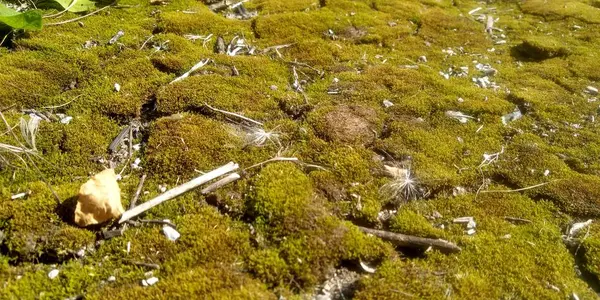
[
  {"x1": 145, "y1": 114, "x2": 243, "y2": 178},
  {"x1": 513, "y1": 36, "x2": 572, "y2": 61},
  {"x1": 309, "y1": 104, "x2": 382, "y2": 146},
  {"x1": 247, "y1": 163, "x2": 391, "y2": 288}
]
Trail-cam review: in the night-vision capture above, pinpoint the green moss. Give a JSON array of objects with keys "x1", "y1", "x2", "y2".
[
  {"x1": 514, "y1": 36, "x2": 572, "y2": 60},
  {"x1": 1, "y1": 0, "x2": 600, "y2": 297}
]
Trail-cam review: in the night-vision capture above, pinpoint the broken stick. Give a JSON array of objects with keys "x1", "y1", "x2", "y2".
[
  {"x1": 129, "y1": 174, "x2": 147, "y2": 209},
  {"x1": 201, "y1": 173, "x2": 240, "y2": 194},
  {"x1": 358, "y1": 226, "x2": 461, "y2": 253},
  {"x1": 119, "y1": 162, "x2": 239, "y2": 223}
]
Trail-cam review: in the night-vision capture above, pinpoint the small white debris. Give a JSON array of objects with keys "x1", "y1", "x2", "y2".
[
  {"x1": 270, "y1": 85, "x2": 278, "y2": 91},
  {"x1": 573, "y1": 25, "x2": 582, "y2": 29},
  {"x1": 548, "y1": 283, "x2": 560, "y2": 292},
  {"x1": 544, "y1": 170, "x2": 550, "y2": 176},
  {"x1": 48, "y1": 269, "x2": 59, "y2": 279},
  {"x1": 107, "y1": 276, "x2": 116, "y2": 282},
  {"x1": 332, "y1": 77, "x2": 339, "y2": 83},
  {"x1": 59, "y1": 115, "x2": 73, "y2": 124},
  {"x1": 454, "y1": 217, "x2": 476, "y2": 229},
  {"x1": 131, "y1": 158, "x2": 142, "y2": 170},
  {"x1": 569, "y1": 219, "x2": 593, "y2": 237},
  {"x1": 359, "y1": 261, "x2": 376, "y2": 273},
  {"x1": 501, "y1": 107, "x2": 523, "y2": 125},
  {"x1": 159, "y1": 184, "x2": 167, "y2": 193},
  {"x1": 586, "y1": 86, "x2": 599, "y2": 95},
  {"x1": 445, "y1": 111, "x2": 475, "y2": 123},
  {"x1": 572, "y1": 293, "x2": 580, "y2": 300},
  {"x1": 142, "y1": 277, "x2": 159, "y2": 287},
  {"x1": 76, "y1": 247, "x2": 86, "y2": 258},
  {"x1": 418, "y1": 55, "x2": 427, "y2": 63},
  {"x1": 457, "y1": 97, "x2": 464, "y2": 103},
  {"x1": 466, "y1": 229, "x2": 476, "y2": 235},
  {"x1": 11, "y1": 191, "x2": 29, "y2": 200},
  {"x1": 162, "y1": 225, "x2": 181, "y2": 241},
  {"x1": 468, "y1": 7, "x2": 482, "y2": 15},
  {"x1": 453, "y1": 186, "x2": 467, "y2": 196},
  {"x1": 382, "y1": 99, "x2": 394, "y2": 108},
  {"x1": 502, "y1": 234, "x2": 511, "y2": 239},
  {"x1": 495, "y1": 40, "x2": 507, "y2": 45},
  {"x1": 433, "y1": 211, "x2": 443, "y2": 219},
  {"x1": 132, "y1": 144, "x2": 141, "y2": 151},
  {"x1": 114, "y1": 83, "x2": 121, "y2": 92},
  {"x1": 126, "y1": 241, "x2": 131, "y2": 254},
  {"x1": 108, "y1": 30, "x2": 125, "y2": 45}
]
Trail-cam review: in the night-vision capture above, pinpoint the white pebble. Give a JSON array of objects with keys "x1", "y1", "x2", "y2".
[
  {"x1": 162, "y1": 225, "x2": 181, "y2": 241},
  {"x1": 142, "y1": 277, "x2": 159, "y2": 286},
  {"x1": 107, "y1": 276, "x2": 116, "y2": 282},
  {"x1": 382, "y1": 99, "x2": 394, "y2": 108},
  {"x1": 586, "y1": 86, "x2": 598, "y2": 95},
  {"x1": 114, "y1": 83, "x2": 121, "y2": 92},
  {"x1": 48, "y1": 269, "x2": 59, "y2": 279}
]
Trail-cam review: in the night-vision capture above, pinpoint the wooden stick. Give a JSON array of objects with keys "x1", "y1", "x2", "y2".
[
  {"x1": 45, "y1": 4, "x2": 112, "y2": 26},
  {"x1": 129, "y1": 174, "x2": 147, "y2": 209},
  {"x1": 119, "y1": 162, "x2": 239, "y2": 223},
  {"x1": 201, "y1": 173, "x2": 240, "y2": 194},
  {"x1": 358, "y1": 226, "x2": 461, "y2": 253}
]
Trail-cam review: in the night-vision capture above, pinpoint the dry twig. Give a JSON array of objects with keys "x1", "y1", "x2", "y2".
[
  {"x1": 358, "y1": 226, "x2": 461, "y2": 253},
  {"x1": 129, "y1": 174, "x2": 147, "y2": 209},
  {"x1": 119, "y1": 162, "x2": 239, "y2": 223}
]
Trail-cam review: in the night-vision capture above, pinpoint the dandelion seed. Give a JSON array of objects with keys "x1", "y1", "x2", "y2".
[
  {"x1": 20, "y1": 114, "x2": 42, "y2": 150},
  {"x1": 380, "y1": 165, "x2": 420, "y2": 203},
  {"x1": 245, "y1": 127, "x2": 281, "y2": 147}
]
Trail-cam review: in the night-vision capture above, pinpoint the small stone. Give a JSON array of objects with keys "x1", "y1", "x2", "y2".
[
  {"x1": 269, "y1": 85, "x2": 278, "y2": 91},
  {"x1": 466, "y1": 229, "x2": 476, "y2": 235},
  {"x1": 502, "y1": 234, "x2": 511, "y2": 239},
  {"x1": 114, "y1": 83, "x2": 121, "y2": 92},
  {"x1": 382, "y1": 99, "x2": 394, "y2": 108},
  {"x1": 418, "y1": 55, "x2": 427, "y2": 63},
  {"x1": 74, "y1": 169, "x2": 124, "y2": 227},
  {"x1": 586, "y1": 86, "x2": 598, "y2": 95},
  {"x1": 162, "y1": 225, "x2": 181, "y2": 241},
  {"x1": 142, "y1": 277, "x2": 159, "y2": 286},
  {"x1": 159, "y1": 184, "x2": 167, "y2": 193},
  {"x1": 48, "y1": 269, "x2": 59, "y2": 279},
  {"x1": 107, "y1": 276, "x2": 116, "y2": 282}
]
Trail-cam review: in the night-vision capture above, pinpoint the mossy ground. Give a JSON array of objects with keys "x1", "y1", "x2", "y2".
[{"x1": 1, "y1": 0, "x2": 600, "y2": 298}]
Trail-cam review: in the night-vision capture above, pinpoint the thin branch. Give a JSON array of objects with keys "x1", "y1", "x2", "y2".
[
  {"x1": 45, "y1": 4, "x2": 113, "y2": 26},
  {"x1": 41, "y1": 95, "x2": 81, "y2": 110},
  {"x1": 0, "y1": 29, "x2": 13, "y2": 47},
  {"x1": 139, "y1": 35, "x2": 154, "y2": 50},
  {"x1": 201, "y1": 173, "x2": 240, "y2": 194},
  {"x1": 358, "y1": 226, "x2": 461, "y2": 253},
  {"x1": 129, "y1": 174, "x2": 147, "y2": 209},
  {"x1": 245, "y1": 157, "x2": 298, "y2": 171},
  {"x1": 43, "y1": 0, "x2": 77, "y2": 18},
  {"x1": 204, "y1": 103, "x2": 263, "y2": 126},
  {"x1": 119, "y1": 162, "x2": 239, "y2": 223},
  {"x1": 480, "y1": 180, "x2": 557, "y2": 193},
  {"x1": 169, "y1": 58, "x2": 211, "y2": 84}
]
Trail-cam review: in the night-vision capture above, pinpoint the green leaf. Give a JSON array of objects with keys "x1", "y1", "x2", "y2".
[
  {"x1": 0, "y1": 5, "x2": 42, "y2": 30},
  {"x1": 50, "y1": 0, "x2": 96, "y2": 12}
]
